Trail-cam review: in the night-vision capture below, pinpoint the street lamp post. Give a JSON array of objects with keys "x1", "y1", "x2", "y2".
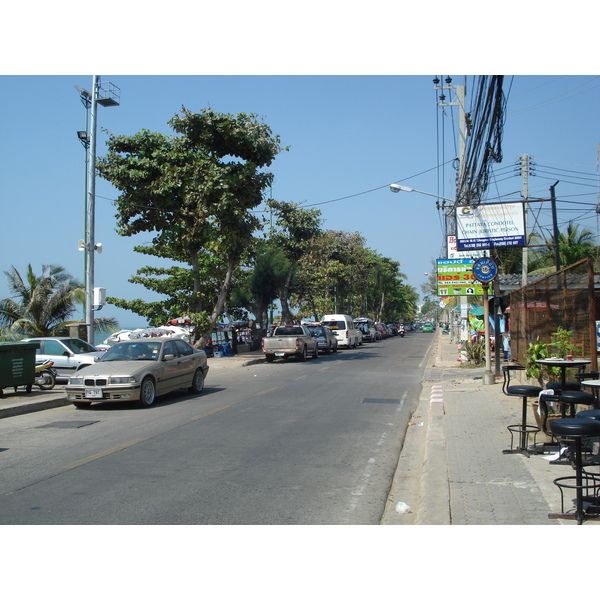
[
  {"x1": 78, "y1": 76, "x2": 120, "y2": 342},
  {"x1": 75, "y1": 86, "x2": 91, "y2": 323}
]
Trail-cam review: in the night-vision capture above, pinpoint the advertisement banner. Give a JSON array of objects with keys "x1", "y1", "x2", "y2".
[
  {"x1": 455, "y1": 202, "x2": 525, "y2": 250},
  {"x1": 436, "y1": 259, "x2": 483, "y2": 296}
]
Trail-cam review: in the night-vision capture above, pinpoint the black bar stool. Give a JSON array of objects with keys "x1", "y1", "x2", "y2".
[
  {"x1": 555, "y1": 390, "x2": 597, "y2": 418},
  {"x1": 502, "y1": 364, "x2": 542, "y2": 457},
  {"x1": 576, "y1": 409, "x2": 600, "y2": 466},
  {"x1": 548, "y1": 418, "x2": 600, "y2": 524},
  {"x1": 545, "y1": 381, "x2": 581, "y2": 392}
]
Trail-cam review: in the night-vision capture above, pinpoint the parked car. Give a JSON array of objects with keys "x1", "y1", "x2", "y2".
[
  {"x1": 262, "y1": 324, "x2": 319, "y2": 362},
  {"x1": 375, "y1": 324, "x2": 387, "y2": 339},
  {"x1": 65, "y1": 338, "x2": 209, "y2": 409},
  {"x1": 385, "y1": 322, "x2": 399, "y2": 336},
  {"x1": 321, "y1": 314, "x2": 360, "y2": 349},
  {"x1": 21, "y1": 337, "x2": 104, "y2": 381},
  {"x1": 305, "y1": 323, "x2": 338, "y2": 354},
  {"x1": 354, "y1": 318, "x2": 377, "y2": 342}
]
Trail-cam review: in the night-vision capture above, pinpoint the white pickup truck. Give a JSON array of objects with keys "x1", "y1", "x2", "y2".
[{"x1": 261, "y1": 325, "x2": 319, "y2": 362}]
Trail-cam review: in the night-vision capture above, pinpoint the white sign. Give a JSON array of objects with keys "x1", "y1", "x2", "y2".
[
  {"x1": 455, "y1": 202, "x2": 525, "y2": 251},
  {"x1": 447, "y1": 235, "x2": 482, "y2": 259}
]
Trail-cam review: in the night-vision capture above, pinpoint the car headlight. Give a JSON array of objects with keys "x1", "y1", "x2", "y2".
[
  {"x1": 69, "y1": 377, "x2": 84, "y2": 385},
  {"x1": 110, "y1": 376, "x2": 137, "y2": 385}
]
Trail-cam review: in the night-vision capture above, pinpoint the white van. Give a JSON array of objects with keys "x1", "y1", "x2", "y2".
[
  {"x1": 321, "y1": 314, "x2": 360, "y2": 349},
  {"x1": 354, "y1": 317, "x2": 377, "y2": 342}
]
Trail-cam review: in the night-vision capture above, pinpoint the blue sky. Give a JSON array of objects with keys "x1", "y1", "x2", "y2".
[
  {"x1": 1, "y1": 7, "x2": 598, "y2": 330},
  {"x1": 1, "y1": 74, "x2": 598, "y2": 329}
]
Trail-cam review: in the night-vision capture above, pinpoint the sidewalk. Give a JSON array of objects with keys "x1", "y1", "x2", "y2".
[
  {"x1": 2, "y1": 343, "x2": 598, "y2": 525},
  {"x1": 381, "y1": 332, "x2": 600, "y2": 525}
]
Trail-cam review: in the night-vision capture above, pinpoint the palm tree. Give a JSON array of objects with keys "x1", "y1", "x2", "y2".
[
  {"x1": 0, "y1": 264, "x2": 117, "y2": 339},
  {"x1": 529, "y1": 221, "x2": 597, "y2": 273}
]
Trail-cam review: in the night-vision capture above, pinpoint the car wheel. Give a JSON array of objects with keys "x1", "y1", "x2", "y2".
[
  {"x1": 189, "y1": 368, "x2": 205, "y2": 394},
  {"x1": 298, "y1": 346, "x2": 307, "y2": 362},
  {"x1": 265, "y1": 354, "x2": 275, "y2": 363},
  {"x1": 137, "y1": 377, "x2": 156, "y2": 408},
  {"x1": 73, "y1": 401, "x2": 92, "y2": 409},
  {"x1": 312, "y1": 345, "x2": 319, "y2": 359}
]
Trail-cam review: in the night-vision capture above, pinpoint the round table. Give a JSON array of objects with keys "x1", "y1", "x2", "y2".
[{"x1": 535, "y1": 358, "x2": 591, "y2": 389}]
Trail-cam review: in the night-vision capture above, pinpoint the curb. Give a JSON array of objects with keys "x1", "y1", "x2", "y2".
[
  {"x1": 380, "y1": 332, "x2": 444, "y2": 524},
  {"x1": 0, "y1": 397, "x2": 71, "y2": 419}
]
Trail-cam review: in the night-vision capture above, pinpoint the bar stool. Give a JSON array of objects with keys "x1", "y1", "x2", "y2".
[
  {"x1": 545, "y1": 381, "x2": 581, "y2": 392},
  {"x1": 502, "y1": 364, "x2": 542, "y2": 457},
  {"x1": 576, "y1": 409, "x2": 600, "y2": 466},
  {"x1": 555, "y1": 390, "x2": 597, "y2": 418},
  {"x1": 548, "y1": 418, "x2": 600, "y2": 524}
]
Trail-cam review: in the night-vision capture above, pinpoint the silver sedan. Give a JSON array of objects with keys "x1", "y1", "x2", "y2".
[{"x1": 65, "y1": 338, "x2": 209, "y2": 409}]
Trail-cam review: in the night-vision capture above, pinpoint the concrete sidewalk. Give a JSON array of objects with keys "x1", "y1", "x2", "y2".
[{"x1": 381, "y1": 332, "x2": 600, "y2": 525}]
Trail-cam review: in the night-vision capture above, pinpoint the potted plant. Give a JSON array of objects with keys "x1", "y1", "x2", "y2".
[
  {"x1": 524, "y1": 337, "x2": 550, "y2": 386},
  {"x1": 548, "y1": 326, "x2": 578, "y2": 359}
]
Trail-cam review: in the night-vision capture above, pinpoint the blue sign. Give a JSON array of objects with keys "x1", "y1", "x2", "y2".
[{"x1": 473, "y1": 257, "x2": 497, "y2": 283}]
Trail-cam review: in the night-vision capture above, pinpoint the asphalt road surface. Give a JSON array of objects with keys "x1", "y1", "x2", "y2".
[{"x1": 0, "y1": 332, "x2": 434, "y2": 524}]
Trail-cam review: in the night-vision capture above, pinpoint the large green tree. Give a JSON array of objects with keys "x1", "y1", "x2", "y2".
[
  {"x1": 97, "y1": 108, "x2": 284, "y2": 347},
  {"x1": 266, "y1": 199, "x2": 322, "y2": 324}
]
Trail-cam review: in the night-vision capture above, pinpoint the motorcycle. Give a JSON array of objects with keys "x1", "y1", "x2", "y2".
[
  {"x1": 34, "y1": 359, "x2": 57, "y2": 390},
  {"x1": 399, "y1": 328, "x2": 405, "y2": 337}
]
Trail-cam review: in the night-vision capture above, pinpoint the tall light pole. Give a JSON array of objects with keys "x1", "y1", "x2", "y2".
[
  {"x1": 75, "y1": 85, "x2": 91, "y2": 322},
  {"x1": 79, "y1": 76, "x2": 120, "y2": 342}
]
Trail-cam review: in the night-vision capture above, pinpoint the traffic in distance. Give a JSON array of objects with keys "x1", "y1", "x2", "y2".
[
  {"x1": 261, "y1": 314, "x2": 437, "y2": 363},
  {"x1": 16, "y1": 317, "x2": 437, "y2": 409}
]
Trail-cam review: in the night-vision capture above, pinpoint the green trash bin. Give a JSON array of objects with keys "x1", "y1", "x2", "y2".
[{"x1": 0, "y1": 341, "x2": 40, "y2": 396}]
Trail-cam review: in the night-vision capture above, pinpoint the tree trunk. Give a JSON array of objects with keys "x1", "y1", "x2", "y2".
[
  {"x1": 196, "y1": 259, "x2": 235, "y2": 348},
  {"x1": 280, "y1": 261, "x2": 296, "y2": 325}
]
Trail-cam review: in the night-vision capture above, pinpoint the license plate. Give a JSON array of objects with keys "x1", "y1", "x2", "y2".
[
  {"x1": 275, "y1": 352, "x2": 285, "y2": 357},
  {"x1": 85, "y1": 388, "x2": 103, "y2": 398}
]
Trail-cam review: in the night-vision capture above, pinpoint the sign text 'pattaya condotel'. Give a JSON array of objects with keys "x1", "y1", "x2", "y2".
[{"x1": 455, "y1": 202, "x2": 525, "y2": 251}]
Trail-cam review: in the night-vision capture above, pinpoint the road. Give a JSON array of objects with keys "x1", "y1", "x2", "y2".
[{"x1": 0, "y1": 332, "x2": 434, "y2": 524}]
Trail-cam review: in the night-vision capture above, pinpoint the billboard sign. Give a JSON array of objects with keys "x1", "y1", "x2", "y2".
[
  {"x1": 455, "y1": 202, "x2": 525, "y2": 251},
  {"x1": 436, "y1": 259, "x2": 483, "y2": 296}
]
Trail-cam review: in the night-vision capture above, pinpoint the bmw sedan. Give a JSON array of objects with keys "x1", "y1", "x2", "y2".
[{"x1": 65, "y1": 338, "x2": 209, "y2": 409}]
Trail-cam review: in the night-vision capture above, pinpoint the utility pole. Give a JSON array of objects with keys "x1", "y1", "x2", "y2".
[
  {"x1": 520, "y1": 154, "x2": 531, "y2": 287},
  {"x1": 550, "y1": 181, "x2": 561, "y2": 271},
  {"x1": 434, "y1": 76, "x2": 468, "y2": 341}
]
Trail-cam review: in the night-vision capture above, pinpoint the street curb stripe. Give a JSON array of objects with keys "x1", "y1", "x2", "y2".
[
  {"x1": 430, "y1": 384, "x2": 444, "y2": 406},
  {"x1": 253, "y1": 386, "x2": 280, "y2": 397},
  {"x1": 191, "y1": 406, "x2": 231, "y2": 421},
  {"x1": 64, "y1": 439, "x2": 145, "y2": 470}
]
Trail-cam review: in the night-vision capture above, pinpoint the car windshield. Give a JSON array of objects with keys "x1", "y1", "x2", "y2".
[
  {"x1": 274, "y1": 327, "x2": 305, "y2": 336},
  {"x1": 308, "y1": 327, "x2": 325, "y2": 336},
  {"x1": 100, "y1": 342, "x2": 161, "y2": 361},
  {"x1": 62, "y1": 338, "x2": 98, "y2": 353},
  {"x1": 323, "y1": 321, "x2": 346, "y2": 330}
]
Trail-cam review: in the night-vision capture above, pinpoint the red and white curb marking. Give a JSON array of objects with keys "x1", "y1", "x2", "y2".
[{"x1": 430, "y1": 384, "x2": 444, "y2": 407}]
